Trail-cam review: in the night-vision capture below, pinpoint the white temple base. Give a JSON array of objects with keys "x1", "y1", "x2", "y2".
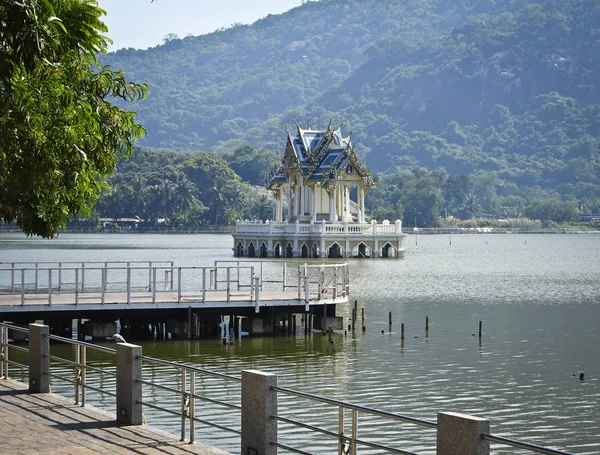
[{"x1": 233, "y1": 219, "x2": 407, "y2": 259}]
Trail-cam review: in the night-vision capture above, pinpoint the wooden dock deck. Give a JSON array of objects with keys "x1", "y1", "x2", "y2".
[{"x1": 0, "y1": 379, "x2": 230, "y2": 455}]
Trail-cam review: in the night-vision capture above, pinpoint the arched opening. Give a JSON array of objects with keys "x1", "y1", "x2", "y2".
[
  {"x1": 357, "y1": 242, "x2": 371, "y2": 258},
  {"x1": 235, "y1": 242, "x2": 244, "y2": 257},
  {"x1": 274, "y1": 243, "x2": 282, "y2": 258},
  {"x1": 328, "y1": 243, "x2": 343, "y2": 258},
  {"x1": 301, "y1": 243, "x2": 309, "y2": 258},
  {"x1": 248, "y1": 242, "x2": 256, "y2": 258},
  {"x1": 260, "y1": 242, "x2": 268, "y2": 258},
  {"x1": 382, "y1": 243, "x2": 396, "y2": 258},
  {"x1": 311, "y1": 243, "x2": 320, "y2": 258},
  {"x1": 286, "y1": 243, "x2": 294, "y2": 258}
]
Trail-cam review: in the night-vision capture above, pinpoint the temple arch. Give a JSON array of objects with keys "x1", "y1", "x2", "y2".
[
  {"x1": 274, "y1": 243, "x2": 283, "y2": 258},
  {"x1": 381, "y1": 242, "x2": 397, "y2": 258},
  {"x1": 235, "y1": 242, "x2": 244, "y2": 257},
  {"x1": 286, "y1": 243, "x2": 294, "y2": 258},
  {"x1": 247, "y1": 242, "x2": 256, "y2": 258},
  {"x1": 300, "y1": 243, "x2": 309, "y2": 258},
  {"x1": 260, "y1": 242, "x2": 268, "y2": 258},
  {"x1": 328, "y1": 242, "x2": 344, "y2": 258}
]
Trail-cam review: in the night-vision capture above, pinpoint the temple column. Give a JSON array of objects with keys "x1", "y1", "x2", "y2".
[
  {"x1": 299, "y1": 175, "x2": 305, "y2": 216},
  {"x1": 358, "y1": 186, "x2": 364, "y2": 223},
  {"x1": 275, "y1": 191, "x2": 282, "y2": 222},
  {"x1": 294, "y1": 176, "x2": 300, "y2": 218},
  {"x1": 287, "y1": 180, "x2": 292, "y2": 221},
  {"x1": 311, "y1": 186, "x2": 318, "y2": 222},
  {"x1": 329, "y1": 188, "x2": 336, "y2": 222}
]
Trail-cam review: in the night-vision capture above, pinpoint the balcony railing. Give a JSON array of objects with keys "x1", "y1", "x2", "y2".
[{"x1": 235, "y1": 219, "x2": 404, "y2": 236}]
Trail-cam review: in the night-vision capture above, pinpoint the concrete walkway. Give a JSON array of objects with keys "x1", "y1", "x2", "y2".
[{"x1": 0, "y1": 380, "x2": 231, "y2": 455}]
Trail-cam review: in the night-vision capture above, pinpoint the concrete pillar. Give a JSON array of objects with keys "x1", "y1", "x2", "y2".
[
  {"x1": 116, "y1": 343, "x2": 143, "y2": 425},
  {"x1": 28, "y1": 323, "x2": 50, "y2": 393},
  {"x1": 242, "y1": 370, "x2": 278, "y2": 455},
  {"x1": 437, "y1": 412, "x2": 490, "y2": 455}
]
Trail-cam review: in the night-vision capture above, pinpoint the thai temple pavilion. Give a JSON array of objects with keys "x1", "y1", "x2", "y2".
[{"x1": 233, "y1": 124, "x2": 407, "y2": 258}]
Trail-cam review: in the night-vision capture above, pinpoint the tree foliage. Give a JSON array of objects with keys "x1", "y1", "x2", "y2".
[{"x1": 0, "y1": 0, "x2": 147, "y2": 237}]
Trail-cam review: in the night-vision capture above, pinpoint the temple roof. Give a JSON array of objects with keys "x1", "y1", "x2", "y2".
[{"x1": 268, "y1": 124, "x2": 373, "y2": 190}]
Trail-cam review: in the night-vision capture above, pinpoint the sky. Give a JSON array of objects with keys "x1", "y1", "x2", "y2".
[{"x1": 97, "y1": 0, "x2": 305, "y2": 51}]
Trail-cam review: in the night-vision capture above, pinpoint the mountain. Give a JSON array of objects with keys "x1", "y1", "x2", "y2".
[
  {"x1": 100, "y1": 0, "x2": 600, "y2": 204},
  {"x1": 100, "y1": 0, "x2": 534, "y2": 150}
]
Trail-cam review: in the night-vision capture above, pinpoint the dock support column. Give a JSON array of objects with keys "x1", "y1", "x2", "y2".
[
  {"x1": 116, "y1": 342, "x2": 143, "y2": 426},
  {"x1": 242, "y1": 370, "x2": 278, "y2": 455},
  {"x1": 28, "y1": 323, "x2": 50, "y2": 393},
  {"x1": 437, "y1": 412, "x2": 490, "y2": 455}
]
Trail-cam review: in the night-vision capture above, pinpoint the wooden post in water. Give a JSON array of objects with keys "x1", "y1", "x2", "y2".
[
  {"x1": 388, "y1": 311, "x2": 392, "y2": 332},
  {"x1": 328, "y1": 326, "x2": 333, "y2": 343},
  {"x1": 401, "y1": 323, "x2": 405, "y2": 340},
  {"x1": 478, "y1": 320, "x2": 482, "y2": 337},
  {"x1": 352, "y1": 309, "x2": 356, "y2": 330},
  {"x1": 426, "y1": 316, "x2": 429, "y2": 338},
  {"x1": 361, "y1": 307, "x2": 365, "y2": 332}
]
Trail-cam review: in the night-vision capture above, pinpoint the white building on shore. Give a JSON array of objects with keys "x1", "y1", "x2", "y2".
[{"x1": 233, "y1": 124, "x2": 407, "y2": 258}]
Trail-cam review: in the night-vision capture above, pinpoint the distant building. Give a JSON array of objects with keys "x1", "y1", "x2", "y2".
[{"x1": 233, "y1": 124, "x2": 407, "y2": 258}]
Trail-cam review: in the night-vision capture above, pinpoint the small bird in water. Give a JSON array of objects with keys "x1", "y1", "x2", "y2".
[{"x1": 111, "y1": 333, "x2": 126, "y2": 342}]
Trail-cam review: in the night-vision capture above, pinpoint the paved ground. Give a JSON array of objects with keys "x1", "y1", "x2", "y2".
[{"x1": 0, "y1": 380, "x2": 231, "y2": 455}]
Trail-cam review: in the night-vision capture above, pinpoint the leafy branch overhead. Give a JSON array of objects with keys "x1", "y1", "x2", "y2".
[{"x1": 0, "y1": 0, "x2": 148, "y2": 237}]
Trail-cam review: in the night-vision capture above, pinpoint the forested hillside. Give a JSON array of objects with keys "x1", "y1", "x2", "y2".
[{"x1": 95, "y1": 0, "x2": 600, "y2": 227}]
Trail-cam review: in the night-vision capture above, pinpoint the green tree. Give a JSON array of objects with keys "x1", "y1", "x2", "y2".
[{"x1": 0, "y1": 0, "x2": 147, "y2": 237}]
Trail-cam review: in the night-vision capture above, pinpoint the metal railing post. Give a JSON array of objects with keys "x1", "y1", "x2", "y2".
[
  {"x1": 34, "y1": 262, "x2": 38, "y2": 292},
  {"x1": 297, "y1": 265, "x2": 302, "y2": 300},
  {"x1": 28, "y1": 323, "x2": 50, "y2": 393},
  {"x1": 338, "y1": 405, "x2": 345, "y2": 455},
  {"x1": 170, "y1": 261, "x2": 175, "y2": 290},
  {"x1": 189, "y1": 370, "x2": 195, "y2": 443},
  {"x1": 351, "y1": 408, "x2": 358, "y2": 455},
  {"x1": 254, "y1": 277, "x2": 260, "y2": 313},
  {"x1": 58, "y1": 262, "x2": 62, "y2": 291},
  {"x1": 10, "y1": 262, "x2": 15, "y2": 292},
  {"x1": 304, "y1": 275, "x2": 310, "y2": 312},
  {"x1": 180, "y1": 368, "x2": 187, "y2": 441},
  {"x1": 241, "y1": 370, "x2": 277, "y2": 455},
  {"x1": 333, "y1": 267, "x2": 338, "y2": 300},
  {"x1": 21, "y1": 269, "x2": 25, "y2": 306},
  {"x1": 178, "y1": 267, "x2": 182, "y2": 302},
  {"x1": 75, "y1": 344, "x2": 81, "y2": 404},
  {"x1": 1, "y1": 325, "x2": 8, "y2": 379},
  {"x1": 127, "y1": 267, "x2": 131, "y2": 304},
  {"x1": 81, "y1": 345, "x2": 87, "y2": 406},
  {"x1": 282, "y1": 262, "x2": 287, "y2": 290},
  {"x1": 48, "y1": 269, "x2": 52, "y2": 305},
  {"x1": 152, "y1": 268, "x2": 157, "y2": 304},
  {"x1": 75, "y1": 268, "x2": 80, "y2": 305},
  {"x1": 101, "y1": 266, "x2": 106, "y2": 305},
  {"x1": 202, "y1": 268, "x2": 207, "y2": 302},
  {"x1": 227, "y1": 267, "x2": 231, "y2": 303}
]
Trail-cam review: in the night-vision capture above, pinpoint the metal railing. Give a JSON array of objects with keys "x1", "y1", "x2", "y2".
[
  {"x1": 0, "y1": 261, "x2": 174, "y2": 293},
  {"x1": 0, "y1": 261, "x2": 349, "y2": 309},
  {"x1": 0, "y1": 322, "x2": 579, "y2": 455}
]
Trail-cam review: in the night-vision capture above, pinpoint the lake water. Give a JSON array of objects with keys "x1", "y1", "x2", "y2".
[{"x1": 1, "y1": 232, "x2": 599, "y2": 454}]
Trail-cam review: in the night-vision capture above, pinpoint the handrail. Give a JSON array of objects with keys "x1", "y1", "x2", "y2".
[
  {"x1": 0, "y1": 323, "x2": 580, "y2": 455},
  {"x1": 482, "y1": 434, "x2": 577, "y2": 455}
]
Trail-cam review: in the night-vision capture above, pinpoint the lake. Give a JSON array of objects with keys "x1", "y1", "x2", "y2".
[{"x1": 1, "y1": 232, "x2": 599, "y2": 454}]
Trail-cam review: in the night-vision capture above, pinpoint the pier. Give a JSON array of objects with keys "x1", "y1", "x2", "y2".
[{"x1": 0, "y1": 261, "x2": 348, "y2": 339}]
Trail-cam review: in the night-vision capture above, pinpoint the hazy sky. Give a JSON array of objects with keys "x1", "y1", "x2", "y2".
[{"x1": 97, "y1": 0, "x2": 305, "y2": 51}]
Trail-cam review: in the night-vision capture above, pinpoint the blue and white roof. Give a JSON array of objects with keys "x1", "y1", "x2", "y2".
[{"x1": 268, "y1": 124, "x2": 373, "y2": 190}]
